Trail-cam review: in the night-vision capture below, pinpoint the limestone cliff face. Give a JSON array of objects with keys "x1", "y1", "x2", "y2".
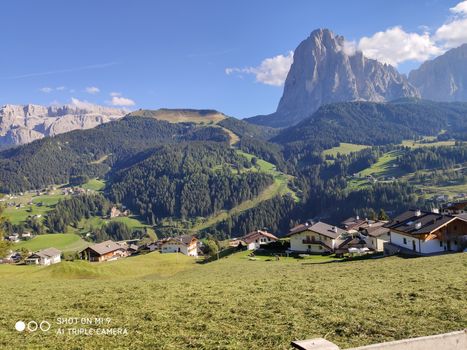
[
  {"x1": 409, "y1": 44, "x2": 467, "y2": 102},
  {"x1": 0, "y1": 103, "x2": 127, "y2": 147},
  {"x1": 247, "y1": 29, "x2": 419, "y2": 128}
]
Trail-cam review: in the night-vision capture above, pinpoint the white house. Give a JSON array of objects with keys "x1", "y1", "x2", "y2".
[
  {"x1": 287, "y1": 221, "x2": 346, "y2": 253},
  {"x1": 25, "y1": 247, "x2": 61, "y2": 266},
  {"x1": 160, "y1": 235, "x2": 198, "y2": 257},
  {"x1": 385, "y1": 209, "x2": 467, "y2": 255},
  {"x1": 231, "y1": 230, "x2": 278, "y2": 250},
  {"x1": 361, "y1": 221, "x2": 390, "y2": 252}
]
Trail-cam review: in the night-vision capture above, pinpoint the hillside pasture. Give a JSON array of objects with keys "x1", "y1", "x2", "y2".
[
  {"x1": 323, "y1": 143, "x2": 369, "y2": 158},
  {"x1": 14, "y1": 234, "x2": 88, "y2": 254}
]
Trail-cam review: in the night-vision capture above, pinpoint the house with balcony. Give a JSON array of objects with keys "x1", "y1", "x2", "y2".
[
  {"x1": 160, "y1": 235, "x2": 198, "y2": 257},
  {"x1": 287, "y1": 221, "x2": 347, "y2": 253},
  {"x1": 385, "y1": 209, "x2": 467, "y2": 255}
]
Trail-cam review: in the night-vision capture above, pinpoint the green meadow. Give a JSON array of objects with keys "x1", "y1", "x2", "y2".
[
  {"x1": 13, "y1": 234, "x2": 88, "y2": 254},
  {"x1": 0, "y1": 252, "x2": 465, "y2": 350},
  {"x1": 323, "y1": 143, "x2": 369, "y2": 158}
]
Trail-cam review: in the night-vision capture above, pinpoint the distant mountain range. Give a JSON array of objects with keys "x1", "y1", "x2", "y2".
[
  {"x1": 0, "y1": 103, "x2": 127, "y2": 148},
  {"x1": 247, "y1": 29, "x2": 467, "y2": 128}
]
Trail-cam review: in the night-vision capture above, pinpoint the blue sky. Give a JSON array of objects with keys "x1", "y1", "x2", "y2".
[{"x1": 0, "y1": 0, "x2": 465, "y2": 118}]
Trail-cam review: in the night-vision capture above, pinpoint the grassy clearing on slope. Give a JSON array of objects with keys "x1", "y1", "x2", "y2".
[
  {"x1": 14, "y1": 234, "x2": 88, "y2": 254},
  {"x1": 401, "y1": 139, "x2": 456, "y2": 149},
  {"x1": 81, "y1": 178, "x2": 106, "y2": 191},
  {"x1": 76, "y1": 215, "x2": 156, "y2": 239},
  {"x1": 0, "y1": 253, "x2": 465, "y2": 349},
  {"x1": 3, "y1": 192, "x2": 64, "y2": 225},
  {"x1": 323, "y1": 143, "x2": 369, "y2": 157},
  {"x1": 130, "y1": 109, "x2": 227, "y2": 124}
]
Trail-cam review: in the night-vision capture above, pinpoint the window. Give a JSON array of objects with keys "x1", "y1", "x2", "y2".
[
  {"x1": 439, "y1": 241, "x2": 443, "y2": 247},
  {"x1": 403, "y1": 238, "x2": 407, "y2": 244},
  {"x1": 319, "y1": 246, "x2": 322, "y2": 250}
]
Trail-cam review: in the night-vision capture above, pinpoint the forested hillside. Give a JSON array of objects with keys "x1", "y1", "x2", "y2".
[
  {"x1": 0, "y1": 116, "x2": 228, "y2": 192},
  {"x1": 273, "y1": 99, "x2": 467, "y2": 160},
  {"x1": 109, "y1": 142, "x2": 274, "y2": 223}
]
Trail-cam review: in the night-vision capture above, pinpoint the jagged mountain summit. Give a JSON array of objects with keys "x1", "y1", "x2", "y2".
[
  {"x1": 0, "y1": 102, "x2": 127, "y2": 148},
  {"x1": 409, "y1": 44, "x2": 467, "y2": 102},
  {"x1": 247, "y1": 28, "x2": 419, "y2": 128}
]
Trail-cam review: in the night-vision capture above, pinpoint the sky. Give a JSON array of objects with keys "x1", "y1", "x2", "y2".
[{"x1": 1, "y1": 0, "x2": 466, "y2": 118}]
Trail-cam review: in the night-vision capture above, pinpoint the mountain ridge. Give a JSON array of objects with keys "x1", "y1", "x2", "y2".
[{"x1": 0, "y1": 103, "x2": 127, "y2": 148}]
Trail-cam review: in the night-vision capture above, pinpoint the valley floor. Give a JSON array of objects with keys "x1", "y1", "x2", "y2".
[{"x1": 0, "y1": 252, "x2": 466, "y2": 349}]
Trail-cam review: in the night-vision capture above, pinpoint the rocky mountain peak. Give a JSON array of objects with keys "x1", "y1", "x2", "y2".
[
  {"x1": 409, "y1": 44, "x2": 467, "y2": 102},
  {"x1": 247, "y1": 28, "x2": 420, "y2": 128}
]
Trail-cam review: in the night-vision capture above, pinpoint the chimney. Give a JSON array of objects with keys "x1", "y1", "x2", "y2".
[
  {"x1": 415, "y1": 222, "x2": 422, "y2": 230},
  {"x1": 415, "y1": 209, "x2": 422, "y2": 217},
  {"x1": 432, "y1": 208, "x2": 440, "y2": 214},
  {"x1": 356, "y1": 215, "x2": 360, "y2": 220},
  {"x1": 332, "y1": 226, "x2": 337, "y2": 233}
]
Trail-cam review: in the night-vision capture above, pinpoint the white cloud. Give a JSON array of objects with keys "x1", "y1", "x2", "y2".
[
  {"x1": 450, "y1": 0, "x2": 467, "y2": 15},
  {"x1": 358, "y1": 26, "x2": 442, "y2": 66},
  {"x1": 85, "y1": 86, "x2": 100, "y2": 94},
  {"x1": 109, "y1": 92, "x2": 121, "y2": 97},
  {"x1": 434, "y1": 1, "x2": 467, "y2": 48},
  {"x1": 111, "y1": 96, "x2": 135, "y2": 106},
  {"x1": 39, "y1": 87, "x2": 53, "y2": 93},
  {"x1": 70, "y1": 97, "x2": 98, "y2": 109},
  {"x1": 56, "y1": 86, "x2": 66, "y2": 91},
  {"x1": 225, "y1": 51, "x2": 294, "y2": 86}
]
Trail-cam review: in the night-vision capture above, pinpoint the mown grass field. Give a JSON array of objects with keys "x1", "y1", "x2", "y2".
[
  {"x1": 0, "y1": 252, "x2": 465, "y2": 350},
  {"x1": 13, "y1": 234, "x2": 88, "y2": 254}
]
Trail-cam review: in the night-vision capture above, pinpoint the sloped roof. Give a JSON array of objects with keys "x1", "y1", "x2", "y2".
[
  {"x1": 288, "y1": 221, "x2": 346, "y2": 239},
  {"x1": 385, "y1": 210, "x2": 466, "y2": 235},
  {"x1": 85, "y1": 240, "x2": 124, "y2": 256},
  {"x1": 241, "y1": 230, "x2": 278, "y2": 244},
  {"x1": 30, "y1": 247, "x2": 61, "y2": 259},
  {"x1": 363, "y1": 221, "x2": 390, "y2": 237},
  {"x1": 160, "y1": 235, "x2": 197, "y2": 246}
]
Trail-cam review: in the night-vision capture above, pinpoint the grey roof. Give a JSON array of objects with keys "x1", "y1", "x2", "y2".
[
  {"x1": 161, "y1": 235, "x2": 197, "y2": 246},
  {"x1": 363, "y1": 221, "x2": 390, "y2": 237},
  {"x1": 85, "y1": 240, "x2": 124, "y2": 256},
  {"x1": 30, "y1": 247, "x2": 61, "y2": 259},
  {"x1": 288, "y1": 221, "x2": 346, "y2": 239},
  {"x1": 385, "y1": 210, "x2": 465, "y2": 235}
]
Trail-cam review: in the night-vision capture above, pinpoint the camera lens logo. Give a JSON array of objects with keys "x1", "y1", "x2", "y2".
[
  {"x1": 15, "y1": 321, "x2": 26, "y2": 332},
  {"x1": 15, "y1": 320, "x2": 50, "y2": 332}
]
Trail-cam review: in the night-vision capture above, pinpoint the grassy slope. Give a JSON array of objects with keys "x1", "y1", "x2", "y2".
[
  {"x1": 347, "y1": 139, "x2": 467, "y2": 197},
  {"x1": 14, "y1": 234, "x2": 88, "y2": 253},
  {"x1": 0, "y1": 253, "x2": 465, "y2": 349},
  {"x1": 3, "y1": 191, "x2": 64, "y2": 225},
  {"x1": 323, "y1": 143, "x2": 369, "y2": 157}
]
